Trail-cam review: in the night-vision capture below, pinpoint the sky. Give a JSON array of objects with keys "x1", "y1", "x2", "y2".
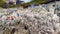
[{"x1": 21, "y1": 0, "x2": 32, "y2": 3}]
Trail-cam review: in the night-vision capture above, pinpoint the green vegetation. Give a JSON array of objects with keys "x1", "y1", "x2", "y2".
[
  {"x1": 22, "y1": 0, "x2": 48, "y2": 6},
  {"x1": 31, "y1": 0, "x2": 48, "y2": 4},
  {"x1": 8, "y1": 4, "x2": 21, "y2": 8},
  {"x1": 0, "y1": 0, "x2": 6, "y2": 7},
  {"x1": 0, "y1": 0, "x2": 48, "y2": 8}
]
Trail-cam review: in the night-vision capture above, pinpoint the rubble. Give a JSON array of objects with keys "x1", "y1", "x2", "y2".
[{"x1": 0, "y1": 4, "x2": 60, "y2": 34}]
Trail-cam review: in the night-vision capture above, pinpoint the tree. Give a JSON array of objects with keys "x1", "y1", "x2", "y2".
[{"x1": 0, "y1": 0, "x2": 6, "y2": 7}]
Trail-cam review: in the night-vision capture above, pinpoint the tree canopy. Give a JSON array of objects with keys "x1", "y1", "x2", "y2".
[{"x1": 0, "y1": 0, "x2": 6, "y2": 7}]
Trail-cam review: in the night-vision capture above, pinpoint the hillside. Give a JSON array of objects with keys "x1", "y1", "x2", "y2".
[
  {"x1": 21, "y1": 0, "x2": 55, "y2": 7},
  {"x1": 30, "y1": 0, "x2": 56, "y2": 4},
  {"x1": 0, "y1": 0, "x2": 55, "y2": 8}
]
